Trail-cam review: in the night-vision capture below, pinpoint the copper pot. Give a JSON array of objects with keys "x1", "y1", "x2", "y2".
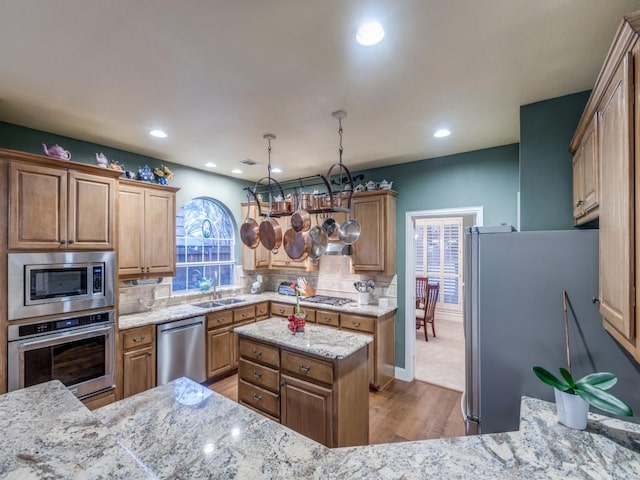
[
  {"x1": 240, "y1": 217, "x2": 260, "y2": 249},
  {"x1": 259, "y1": 217, "x2": 282, "y2": 251},
  {"x1": 283, "y1": 226, "x2": 311, "y2": 261},
  {"x1": 291, "y1": 208, "x2": 311, "y2": 232}
]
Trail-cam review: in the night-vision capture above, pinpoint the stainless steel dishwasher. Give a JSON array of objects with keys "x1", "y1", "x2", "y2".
[{"x1": 157, "y1": 316, "x2": 206, "y2": 385}]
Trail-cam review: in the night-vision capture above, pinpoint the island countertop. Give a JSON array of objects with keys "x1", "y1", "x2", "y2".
[
  {"x1": 2, "y1": 378, "x2": 639, "y2": 479},
  {"x1": 233, "y1": 317, "x2": 372, "y2": 359}
]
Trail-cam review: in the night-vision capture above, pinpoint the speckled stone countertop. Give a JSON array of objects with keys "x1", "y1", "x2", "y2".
[
  {"x1": 118, "y1": 292, "x2": 397, "y2": 330},
  {"x1": 2, "y1": 378, "x2": 639, "y2": 479},
  {"x1": 0, "y1": 381, "x2": 150, "y2": 479},
  {"x1": 234, "y1": 317, "x2": 372, "y2": 359}
]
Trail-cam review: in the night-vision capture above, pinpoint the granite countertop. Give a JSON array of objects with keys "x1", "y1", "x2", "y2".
[
  {"x1": 233, "y1": 317, "x2": 373, "y2": 359},
  {"x1": 2, "y1": 378, "x2": 639, "y2": 479},
  {"x1": 119, "y1": 292, "x2": 397, "y2": 330},
  {"x1": 0, "y1": 381, "x2": 150, "y2": 479}
]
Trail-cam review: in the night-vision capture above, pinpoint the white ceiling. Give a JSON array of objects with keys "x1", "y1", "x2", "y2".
[{"x1": 1, "y1": 0, "x2": 639, "y2": 181}]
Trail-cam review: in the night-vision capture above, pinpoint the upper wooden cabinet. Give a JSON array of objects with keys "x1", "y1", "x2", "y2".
[
  {"x1": 350, "y1": 190, "x2": 397, "y2": 275},
  {"x1": 570, "y1": 11, "x2": 640, "y2": 361},
  {"x1": 7, "y1": 156, "x2": 119, "y2": 250},
  {"x1": 118, "y1": 179, "x2": 179, "y2": 278}
]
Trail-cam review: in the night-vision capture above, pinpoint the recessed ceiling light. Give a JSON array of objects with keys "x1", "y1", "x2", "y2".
[
  {"x1": 149, "y1": 129, "x2": 168, "y2": 138},
  {"x1": 205, "y1": 162, "x2": 217, "y2": 168},
  {"x1": 356, "y1": 21, "x2": 384, "y2": 46},
  {"x1": 231, "y1": 168, "x2": 242, "y2": 174},
  {"x1": 271, "y1": 167, "x2": 282, "y2": 173},
  {"x1": 433, "y1": 129, "x2": 451, "y2": 138}
]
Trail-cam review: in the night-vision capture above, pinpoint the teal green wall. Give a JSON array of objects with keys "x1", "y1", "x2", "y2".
[
  {"x1": 519, "y1": 91, "x2": 591, "y2": 231},
  {"x1": 0, "y1": 121, "x2": 250, "y2": 260},
  {"x1": 356, "y1": 144, "x2": 520, "y2": 367}
]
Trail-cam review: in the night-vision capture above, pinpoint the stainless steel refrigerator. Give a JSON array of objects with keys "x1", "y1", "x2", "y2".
[{"x1": 462, "y1": 226, "x2": 639, "y2": 434}]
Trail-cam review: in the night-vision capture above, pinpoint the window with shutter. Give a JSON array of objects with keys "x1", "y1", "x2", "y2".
[{"x1": 415, "y1": 217, "x2": 463, "y2": 312}]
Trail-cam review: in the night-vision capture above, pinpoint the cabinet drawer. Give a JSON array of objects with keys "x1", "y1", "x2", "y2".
[
  {"x1": 239, "y1": 358, "x2": 280, "y2": 393},
  {"x1": 239, "y1": 380, "x2": 280, "y2": 418},
  {"x1": 301, "y1": 308, "x2": 316, "y2": 322},
  {"x1": 316, "y1": 310, "x2": 339, "y2": 327},
  {"x1": 281, "y1": 350, "x2": 333, "y2": 385},
  {"x1": 239, "y1": 338, "x2": 280, "y2": 368},
  {"x1": 81, "y1": 389, "x2": 116, "y2": 410},
  {"x1": 340, "y1": 314, "x2": 375, "y2": 334},
  {"x1": 207, "y1": 311, "x2": 233, "y2": 329},
  {"x1": 234, "y1": 305, "x2": 255, "y2": 323},
  {"x1": 271, "y1": 303, "x2": 294, "y2": 317},
  {"x1": 255, "y1": 301, "x2": 269, "y2": 318},
  {"x1": 123, "y1": 326, "x2": 153, "y2": 350}
]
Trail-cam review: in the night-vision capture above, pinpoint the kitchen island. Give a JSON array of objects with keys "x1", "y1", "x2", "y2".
[
  {"x1": 233, "y1": 318, "x2": 372, "y2": 447},
  {"x1": 1, "y1": 378, "x2": 639, "y2": 479}
]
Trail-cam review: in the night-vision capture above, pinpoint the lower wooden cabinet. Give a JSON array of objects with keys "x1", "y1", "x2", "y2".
[
  {"x1": 81, "y1": 388, "x2": 116, "y2": 410},
  {"x1": 280, "y1": 374, "x2": 333, "y2": 446},
  {"x1": 236, "y1": 335, "x2": 369, "y2": 447},
  {"x1": 122, "y1": 324, "x2": 155, "y2": 399},
  {"x1": 207, "y1": 306, "x2": 257, "y2": 380},
  {"x1": 207, "y1": 329, "x2": 233, "y2": 378}
]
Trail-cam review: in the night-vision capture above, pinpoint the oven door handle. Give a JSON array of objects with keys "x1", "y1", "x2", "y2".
[{"x1": 15, "y1": 324, "x2": 114, "y2": 350}]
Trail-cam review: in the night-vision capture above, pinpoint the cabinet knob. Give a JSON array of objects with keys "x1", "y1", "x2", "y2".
[
  {"x1": 68, "y1": 239, "x2": 75, "y2": 244},
  {"x1": 575, "y1": 200, "x2": 583, "y2": 207},
  {"x1": 253, "y1": 349, "x2": 262, "y2": 357},
  {"x1": 60, "y1": 240, "x2": 67, "y2": 244},
  {"x1": 252, "y1": 393, "x2": 262, "y2": 401},
  {"x1": 299, "y1": 364, "x2": 310, "y2": 373},
  {"x1": 133, "y1": 336, "x2": 145, "y2": 342},
  {"x1": 242, "y1": 313, "x2": 246, "y2": 318},
  {"x1": 253, "y1": 371, "x2": 262, "y2": 378},
  {"x1": 592, "y1": 297, "x2": 601, "y2": 304},
  {"x1": 147, "y1": 352, "x2": 151, "y2": 357}
]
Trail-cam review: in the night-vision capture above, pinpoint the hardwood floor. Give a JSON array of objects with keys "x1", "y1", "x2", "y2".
[{"x1": 209, "y1": 374, "x2": 465, "y2": 445}]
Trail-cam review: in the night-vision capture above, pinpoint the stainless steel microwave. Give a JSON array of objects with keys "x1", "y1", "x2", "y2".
[{"x1": 8, "y1": 251, "x2": 115, "y2": 320}]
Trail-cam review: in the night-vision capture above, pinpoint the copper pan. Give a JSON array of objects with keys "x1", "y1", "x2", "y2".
[
  {"x1": 291, "y1": 208, "x2": 312, "y2": 232},
  {"x1": 283, "y1": 226, "x2": 311, "y2": 261},
  {"x1": 240, "y1": 218, "x2": 260, "y2": 249},
  {"x1": 259, "y1": 216, "x2": 282, "y2": 252}
]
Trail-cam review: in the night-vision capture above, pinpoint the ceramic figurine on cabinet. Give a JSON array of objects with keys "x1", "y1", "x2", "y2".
[
  {"x1": 138, "y1": 165, "x2": 154, "y2": 182},
  {"x1": 96, "y1": 152, "x2": 109, "y2": 168},
  {"x1": 42, "y1": 143, "x2": 71, "y2": 160},
  {"x1": 109, "y1": 160, "x2": 124, "y2": 172}
]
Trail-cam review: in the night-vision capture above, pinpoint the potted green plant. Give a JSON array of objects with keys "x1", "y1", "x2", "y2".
[{"x1": 532, "y1": 290, "x2": 633, "y2": 430}]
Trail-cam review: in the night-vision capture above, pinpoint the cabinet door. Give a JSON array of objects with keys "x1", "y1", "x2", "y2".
[
  {"x1": 269, "y1": 243, "x2": 307, "y2": 270},
  {"x1": 280, "y1": 374, "x2": 333, "y2": 447},
  {"x1": 144, "y1": 189, "x2": 176, "y2": 275},
  {"x1": 9, "y1": 162, "x2": 67, "y2": 249},
  {"x1": 118, "y1": 184, "x2": 145, "y2": 276},
  {"x1": 581, "y1": 118, "x2": 599, "y2": 214},
  {"x1": 123, "y1": 345, "x2": 154, "y2": 398},
  {"x1": 68, "y1": 172, "x2": 115, "y2": 249},
  {"x1": 231, "y1": 319, "x2": 254, "y2": 368},
  {"x1": 598, "y1": 52, "x2": 635, "y2": 340},
  {"x1": 207, "y1": 329, "x2": 233, "y2": 378},
  {"x1": 351, "y1": 195, "x2": 384, "y2": 272},
  {"x1": 572, "y1": 148, "x2": 584, "y2": 218}
]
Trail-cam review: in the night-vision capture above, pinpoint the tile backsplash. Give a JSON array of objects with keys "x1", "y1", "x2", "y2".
[{"x1": 119, "y1": 258, "x2": 397, "y2": 314}]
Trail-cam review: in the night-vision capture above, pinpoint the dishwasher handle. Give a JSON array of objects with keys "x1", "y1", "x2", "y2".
[
  {"x1": 157, "y1": 316, "x2": 205, "y2": 334},
  {"x1": 158, "y1": 322, "x2": 204, "y2": 335}
]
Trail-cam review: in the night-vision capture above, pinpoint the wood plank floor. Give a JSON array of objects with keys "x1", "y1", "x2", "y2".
[{"x1": 210, "y1": 374, "x2": 465, "y2": 445}]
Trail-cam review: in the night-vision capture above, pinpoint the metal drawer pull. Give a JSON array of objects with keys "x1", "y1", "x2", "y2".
[
  {"x1": 242, "y1": 313, "x2": 246, "y2": 317},
  {"x1": 253, "y1": 349, "x2": 262, "y2": 357},
  {"x1": 352, "y1": 322, "x2": 361, "y2": 327},
  {"x1": 323, "y1": 317, "x2": 331, "y2": 322},
  {"x1": 253, "y1": 371, "x2": 262, "y2": 378},
  {"x1": 299, "y1": 364, "x2": 310, "y2": 373},
  {"x1": 252, "y1": 393, "x2": 262, "y2": 401},
  {"x1": 133, "y1": 336, "x2": 145, "y2": 342},
  {"x1": 279, "y1": 308, "x2": 285, "y2": 313}
]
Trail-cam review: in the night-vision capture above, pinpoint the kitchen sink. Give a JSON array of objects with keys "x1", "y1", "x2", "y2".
[{"x1": 191, "y1": 298, "x2": 245, "y2": 309}]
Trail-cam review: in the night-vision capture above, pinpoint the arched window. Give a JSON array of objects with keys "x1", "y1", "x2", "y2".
[{"x1": 173, "y1": 197, "x2": 236, "y2": 293}]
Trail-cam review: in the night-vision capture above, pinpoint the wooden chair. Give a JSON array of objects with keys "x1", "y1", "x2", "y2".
[
  {"x1": 416, "y1": 283, "x2": 439, "y2": 341},
  {"x1": 415, "y1": 277, "x2": 428, "y2": 308}
]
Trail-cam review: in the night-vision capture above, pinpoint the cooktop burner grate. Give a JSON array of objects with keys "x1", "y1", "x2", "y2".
[{"x1": 301, "y1": 295, "x2": 356, "y2": 306}]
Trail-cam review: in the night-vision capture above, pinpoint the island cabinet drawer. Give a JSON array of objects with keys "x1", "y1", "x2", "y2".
[
  {"x1": 239, "y1": 358, "x2": 279, "y2": 392},
  {"x1": 316, "y1": 310, "x2": 339, "y2": 328},
  {"x1": 239, "y1": 338, "x2": 280, "y2": 368},
  {"x1": 340, "y1": 314, "x2": 375, "y2": 334},
  {"x1": 123, "y1": 326, "x2": 153, "y2": 350},
  {"x1": 239, "y1": 379, "x2": 280, "y2": 418},
  {"x1": 271, "y1": 302, "x2": 294, "y2": 317},
  {"x1": 207, "y1": 311, "x2": 233, "y2": 329},
  {"x1": 302, "y1": 308, "x2": 316, "y2": 323},
  {"x1": 234, "y1": 305, "x2": 255, "y2": 323},
  {"x1": 281, "y1": 350, "x2": 333, "y2": 385},
  {"x1": 255, "y1": 302, "x2": 269, "y2": 319}
]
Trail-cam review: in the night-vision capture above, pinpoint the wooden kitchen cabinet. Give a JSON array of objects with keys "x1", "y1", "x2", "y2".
[
  {"x1": 122, "y1": 325, "x2": 155, "y2": 398},
  {"x1": 118, "y1": 179, "x2": 179, "y2": 278},
  {"x1": 350, "y1": 190, "x2": 397, "y2": 275},
  {"x1": 207, "y1": 328, "x2": 233, "y2": 378},
  {"x1": 8, "y1": 159, "x2": 118, "y2": 250},
  {"x1": 81, "y1": 388, "x2": 116, "y2": 410},
  {"x1": 207, "y1": 306, "x2": 257, "y2": 380},
  {"x1": 572, "y1": 114, "x2": 599, "y2": 224},
  {"x1": 570, "y1": 12, "x2": 639, "y2": 362}
]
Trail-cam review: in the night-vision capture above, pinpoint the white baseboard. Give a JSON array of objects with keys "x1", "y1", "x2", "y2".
[{"x1": 394, "y1": 366, "x2": 412, "y2": 382}]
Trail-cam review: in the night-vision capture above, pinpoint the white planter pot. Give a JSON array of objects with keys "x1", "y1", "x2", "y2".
[{"x1": 554, "y1": 388, "x2": 589, "y2": 430}]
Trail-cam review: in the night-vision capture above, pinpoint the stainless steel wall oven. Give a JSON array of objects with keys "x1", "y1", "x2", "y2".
[{"x1": 8, "y1": 310, "x2": 115, "y2": 398}]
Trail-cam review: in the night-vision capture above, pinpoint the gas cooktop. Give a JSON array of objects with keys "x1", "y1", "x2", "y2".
[{"x1": 300, "y1": 295, "x2": 356, "y2": 306}]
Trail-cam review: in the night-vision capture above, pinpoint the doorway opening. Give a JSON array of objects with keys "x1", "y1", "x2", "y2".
[{"x1": 404, "y1": 206, "x2": 483, "y2": 390}]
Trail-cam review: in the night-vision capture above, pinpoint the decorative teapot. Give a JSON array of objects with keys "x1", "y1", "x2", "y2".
[
  {"x1": 42, "y1": 144, "x2": 71, "y2": 160},
  {"x1": 138, "y1": 165, "x2": 154, "y2": 182},
  {"x1": 379, "y1": 179, "x2": 393, "y2": 190},
  {"x1": 365, "y1": 180, "x2": 378, "y2": 191}
]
